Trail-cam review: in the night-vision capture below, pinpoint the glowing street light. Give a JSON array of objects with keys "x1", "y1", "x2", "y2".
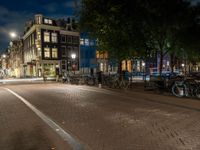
[
  {"x1": 2, "y1": 54, "x2": 6, "y2": 58},
  {"x1": 142, "y1": 62, "x2": 145, "y2": 67},
  {"x1": 9, "y1": 32, "x2": 17, "y2": 38},
  {"x1": 71, "y1": 53, "x2": 76, "y2": 59},
  {"x1": 71, "y1": 53, "x2": 76, "y2": 74}
]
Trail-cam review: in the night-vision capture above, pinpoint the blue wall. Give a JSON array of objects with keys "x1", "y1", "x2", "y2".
[{"x1": 80, "y1": 32, "x2": 97, "y2": 68}]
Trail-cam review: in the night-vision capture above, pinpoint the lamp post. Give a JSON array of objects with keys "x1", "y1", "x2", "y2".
[
  {"x1": 71, "y1": 53, "x2": 76, "y2": 75},
  {"x1": 181, "y1": 63, "x2": 185, "y2": 75},
  {"x1": 142, "y1": 62, "x2": 145, "y2": 81}
]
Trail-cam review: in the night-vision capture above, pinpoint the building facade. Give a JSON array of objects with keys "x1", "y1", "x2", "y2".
[
  {"x1": 80, "y1": 32, "x2": 97, "y2": 74},
  {"x1": 23, "y1": 14, "x2": 79, "y2": 78},
  {"x1": 7, "y1": 40, "x2": 24, "y2": 78}
]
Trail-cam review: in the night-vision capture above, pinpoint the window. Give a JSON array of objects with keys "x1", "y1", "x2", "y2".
[
  {"x1": 62, "y1": 60, "x2": 66, "y2": 70},
  {"x1": 37, "y1": 48, "x2": 41, "y2": 56},
  {"x1": 73, "y1": 47, "x2": 79, "y2": 53},
  {"x1": 49, "y1": 19, "x2": 52, "y2": 24},
  {"x1": 52, "y1": 48, "x2": 58, "y2": 58},
  {"x1": 37, "y1": 31, "x2": 41, "y2": 40},
  {"x1": 44, "y1": 32, "x2": 50, "y2": 42},
  {"x1": 90, "y1": 40, "x2": 95, "y2": 46},
  {"x1": 44, "y1": 47, "x2": 50, "y2": 58},
  {"x1": 61, "y1": 46, "x2": 66, "y2": 57},
  {"x1": 44, "y1": 18, "x2": 53, "y2": 24},
  {"x1": 67, "y1": 46, "x2": 72, "y2": 56},
  {"x1": 61, "y1": 35, "x2": 66, "y2": 43},
  {"x1": 52, "y1": 33, "x2": 57, "y2": 43},
  {"x1": 80, "y1": 38, "x2": 84, "y2": 45},
  {"x1": 85, "y1": 39, "x2": 89, "y2": 46},
  {"x1": 67, "y1": 36, "x2": 72, "y2": 43},
  {"x1": 73, "y1": 36, "x2": 79, "y2": 44}
]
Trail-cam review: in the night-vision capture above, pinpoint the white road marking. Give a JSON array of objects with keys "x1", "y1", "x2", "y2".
[{"x1": 4, "y1": 88, "x2": 85, "y2": 150}]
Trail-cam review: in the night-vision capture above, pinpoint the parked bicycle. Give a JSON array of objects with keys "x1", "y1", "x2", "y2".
[
  {"x1": 171, "y1": 77, "x2": 200, "y2": 98},
  {"x1": 84, "y1": 75, "x2": 97, "y2": 86}
]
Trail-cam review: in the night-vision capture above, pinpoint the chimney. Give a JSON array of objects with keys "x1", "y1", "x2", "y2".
[{"x1": 35, "y1": 14, "x2": 43, "y2": 24}]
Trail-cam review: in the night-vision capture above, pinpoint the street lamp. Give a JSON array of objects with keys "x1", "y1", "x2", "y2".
[
  {"x1": 71, "y1": 53, "x2": 76, "y2": 59},
  {"x1": 142, "y1": 62, "x2": 145, "y2": 81},
  {"x1": 2, "y1": 54, "x2": 6, "y2": 58},
  {"x1": 9, "y1": 32, "x2": 17, "y2": 38},
  {"x1": 181, "y1": 63, "x2": 185, "y2": 75},
  {"x1": 71, "y1": 53, "x2": 76, "y2": 74}
]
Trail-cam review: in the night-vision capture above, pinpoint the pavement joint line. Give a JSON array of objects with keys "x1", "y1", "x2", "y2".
[
  {"x1": 4, "y1": 88, "x2": 85, "y2": 150},
  {"x1": 76, "y1": 86, "x2": 200, "y2": 113}
]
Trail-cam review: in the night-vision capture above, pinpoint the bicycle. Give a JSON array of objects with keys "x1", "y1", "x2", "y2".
[
  {"x1": 84, "y1": 75, "x2": 97, "y2": 86},
  {"x1": 171, "y1": 77, "x2": 200, "y2": 98}
]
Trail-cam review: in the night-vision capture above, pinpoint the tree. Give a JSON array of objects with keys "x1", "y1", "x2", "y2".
[
  {"x1": 78, "y1": 0, "x2": 140, "y2": 73},
  {"x1": 78, "y1": 0, "x2": 200, "y2": 74}
]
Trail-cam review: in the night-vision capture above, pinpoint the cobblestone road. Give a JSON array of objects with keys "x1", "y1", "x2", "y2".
[{"x1": 1, "y1": 83, "x2": 200, "y2": 150}]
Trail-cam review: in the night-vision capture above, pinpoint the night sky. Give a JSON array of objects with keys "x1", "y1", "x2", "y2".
[
  {"x1": 0, "y1": 0, "x2": 79, "y2": 53},
  {"x1": 0, "y1": 0, "x2": 199, "y2": 53}
]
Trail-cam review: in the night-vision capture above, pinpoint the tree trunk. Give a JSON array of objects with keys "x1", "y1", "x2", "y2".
[
  {"x1": 159, "y1": 50, "x2": 163, "y2": 76},
  {"x1": 170, "y1": 53, "x2": 175, "y2": 73},
  {"x1": 118, "y1": 60, "x2": 122, "y2": 80}
]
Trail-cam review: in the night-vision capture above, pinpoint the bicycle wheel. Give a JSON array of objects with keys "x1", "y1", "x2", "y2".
[{"x1": 171, "y1": 84, "x2": 186, "y2": 97}]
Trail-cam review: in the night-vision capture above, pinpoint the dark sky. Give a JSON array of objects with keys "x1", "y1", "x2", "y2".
[
  {"x1": 0, "y1": 0, "x2": 80, "y2": 53},
  {"x1": 0, "y1": 0, "x2": 199, "y2": 53}
]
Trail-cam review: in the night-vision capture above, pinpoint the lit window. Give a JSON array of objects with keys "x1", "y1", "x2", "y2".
[
  {"x1": 44, "y1": 18, "x2": 53, "y2": 24},
  {"x1": 49, "y1": 19, "x2": 52, "y2": 24},
  {"x1": 32, "y1": 34, "x2": 34, "y2": 44},
  {"x1": 100, "y1": 63, "x2": 103, "y2": 71},
  {"x1": 37, "y1": 48, "x2": 41, "y2": 56},
  {"x1": 44, "y1": 47, "x2": 50, "y2": 58},
  {"x1": 80, "y1": 38, "x2": 84, "y2": 45},
  {"x1": 52, "y1": 48, "x2": 58, "y2": 58},
  {"x1": 52, "y1": 33, "x2": 57, "y2": 43},
  {"x1": 37, "y1": 31, "x2": 41, "y2": 40},
  {"x1": 44, "y1": 19, "x2": 48, "y2": 23},
  {"x1": 44, "y1": 32, "x2": 50, "y2": 42},
  {"x1": 85, "y1": 39, "x2": 89, "y2": 46}
]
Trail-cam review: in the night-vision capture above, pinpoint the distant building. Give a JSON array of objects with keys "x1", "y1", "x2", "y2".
[
  {"x1": 80, "y1": 32, "x2": 97, "y2": 74},
  {"x1": 0, "y1": 53, "x2": 9, "y2": 77},
  {"x1": 7, "y1": 40, "x2": 24, "y2": 78},
  {"x1": 23, "y1": 14, "x2": 80, "y2": 78}
]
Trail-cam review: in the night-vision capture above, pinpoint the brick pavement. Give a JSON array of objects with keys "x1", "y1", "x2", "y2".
[{"x1": 3, "y1": 83, "x2": 200, "y2": 150}]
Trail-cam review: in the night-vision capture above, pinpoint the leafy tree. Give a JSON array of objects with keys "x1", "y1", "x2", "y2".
[{"x1": 78, "y1": 0, "x2": 200, "y2": 74}]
